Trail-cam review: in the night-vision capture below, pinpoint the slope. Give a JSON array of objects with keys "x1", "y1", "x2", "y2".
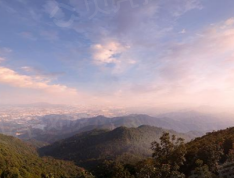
[
  {"x1": 0, "y1": 134, "x2": 92, "y2": 178},
  {"x1": 182, "y1": 126, "x2": 234, "y2": 175},
  {"x1": 39, "y1": 125, "x2": 192, "y2": 170}
]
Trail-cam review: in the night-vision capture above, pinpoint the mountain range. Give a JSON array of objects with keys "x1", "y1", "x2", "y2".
[
  {"x1": 1, "y1": 111, "x2": 234, "y2": 177},
  {"x1": 20, "y1": 111, "x2": 234, "y2": 144}
]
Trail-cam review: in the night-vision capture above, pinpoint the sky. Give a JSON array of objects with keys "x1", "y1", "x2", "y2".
[{"x1": 0, "y1": 0, "x2": 234, "y2": 110}]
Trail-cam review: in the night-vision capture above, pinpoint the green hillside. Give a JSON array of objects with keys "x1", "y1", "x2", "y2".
[
  {"x1": 39, "y1": 125, "x2": 192, "y2": 170},
  {"x1": 0, "y1": 134, "x2": 93, "y2": 178},
  {"x1": 182, "y1": 127, "x2": 234, "y2": 175}
]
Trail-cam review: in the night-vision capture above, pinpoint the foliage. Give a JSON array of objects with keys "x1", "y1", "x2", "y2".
[
  {"x1": 0, "y1": 134, "x2": 93, "y2": 178},
  {"x1": 188, "y1": 160, "x2": 214, "y2": 178},
  {"x1": 150, "y1": 133, "x2": 186, "y2": 178},
  {"x1": 182, "y1": 127, "x2": 234, "y2": 175},
  {"x1": 135, "y1": 159, "x2": 157, "y2": 178},
  {"x1": 93, "y1": 160, "x2": 133, "y2": 178}
]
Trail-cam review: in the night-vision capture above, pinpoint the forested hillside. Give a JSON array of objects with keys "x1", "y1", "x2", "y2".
[
  {"x1": 39, "y1": 126, "x2": 192, "y2": 170},
  {"x1": 182, "y1": 127, "x2": 234, "y2": 175},
  {"x1": 0, "y1": 134, "x2": 93, "y2": 178}
]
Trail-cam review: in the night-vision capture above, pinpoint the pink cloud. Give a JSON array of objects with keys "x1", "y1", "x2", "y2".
[{"x1": 0, "y1": 66, "x2": 77, "y2": 95}]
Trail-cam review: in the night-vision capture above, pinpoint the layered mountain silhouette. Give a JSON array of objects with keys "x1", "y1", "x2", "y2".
[{"x1": 21, "y1": 111, "x2": 234, "y2": 144}]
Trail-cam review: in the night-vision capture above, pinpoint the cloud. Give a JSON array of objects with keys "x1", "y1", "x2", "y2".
[
  {"x1": 33, "y1": 0, "x2": 234, "y2": 110},
  {"x1": 6, "y1": 0, "x2": 234, "y2": 111},
  {"x1": 126, "y1": 17, "x2": 234, "y2": 108},
  {"x1": 91, "y1": 40, "x2": 137, "y2": 75},
  {"x1": 46, "y1": 0, "x2": 202, "y2": 44},
  {"x1": 140, "y1": 18, "x2": 234, "y2": 89},
  {"x1": 0, "y1": 57, "x2": 5, "y2": 63},
  {"x1": 91, "y1": 41, "x2": 128, "y2": 64},
  {"x1": 169, "y1": 0, "x2": 203, "y2": 17},
  {"x1": 21, "y1": 66, "x2": 64, "y2": 80},
  {"x1": 0, "y1": 66, "x2": 77, "y2": 95},
  {"x1": 0, "y1": 0, "x2": 17, "y2": 13},
  {"x1": 21, "y1": 66, "x2": 36, "y2": 73},
  {"x1": 42, "y1": 0, "x2": 203, "y2": 76},
  {"x1": 61, "y1": 0, "x2": 202, "y2": 77},
  {"x1": 0, "y1": 64, "x2": 106, "y2": 106},
  {"x1": 180, "y1": 29, "x2": 186, "y2": 34},
  {"x1": 84, "y1": 16, "x2": 234, "y2": 109},
  {"x1": 44, "y1": 0, "x2": 78, "y2": 28},
  {"x1": 225, "y1": 18, "x2": 234, "y2": 26},
  {"x1": 0, "y1": 47, "x2": 12, "y2": 54}
]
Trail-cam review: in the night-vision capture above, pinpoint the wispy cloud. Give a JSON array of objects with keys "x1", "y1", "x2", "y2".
[
  {"x1": 0, "y1": 57, "x2": 5, "y2": 63},
  {"x1": 179, "y1": 29, "x2": 186, "y2": 34},
  {"x1": 21, "y1": 66, "x2": 64, "y2": 80},
  {"x1": 0, "y1": 0, "x2": 17, "y2": 13},
  {"x1": 0, "y1": 47, "x2": 12, "y2": 54},
  {"x1": 120, "y1": 17, "x2": 234, "y2": 108},
  {"x1": 0, "y1": 66, "x2": 76, "y2": 95}
]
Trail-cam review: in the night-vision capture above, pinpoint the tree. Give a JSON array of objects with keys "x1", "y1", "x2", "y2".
[
  {"x1": 189, "y1": 160, "x2": 213, "y2": 178},
  {"x1": 41, "y1": 173, "x2": 55, "y2": 178},
  {"x1": 1, "y1": 167, "x2": 22, "y2": 178},
  {"x1": 151, "y1": 133, "x2": 187, "y2": 178},
  {"x1": 203, "y1": 144, "x2": 223, "y2": 173},
  {"x1": 94, "y1": 160, "x2": 133, "y2": 178},
  {"x1": 136, "y1": 158, "x2": 157, "y2": 178},
  {"x1": 226, "y1": 149, "x2": 234, "y2": 162}
]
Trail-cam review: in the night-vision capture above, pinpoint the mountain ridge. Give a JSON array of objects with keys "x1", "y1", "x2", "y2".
[{"x1": 39, "y1": 125, "x2": 194, "y2": 170}]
